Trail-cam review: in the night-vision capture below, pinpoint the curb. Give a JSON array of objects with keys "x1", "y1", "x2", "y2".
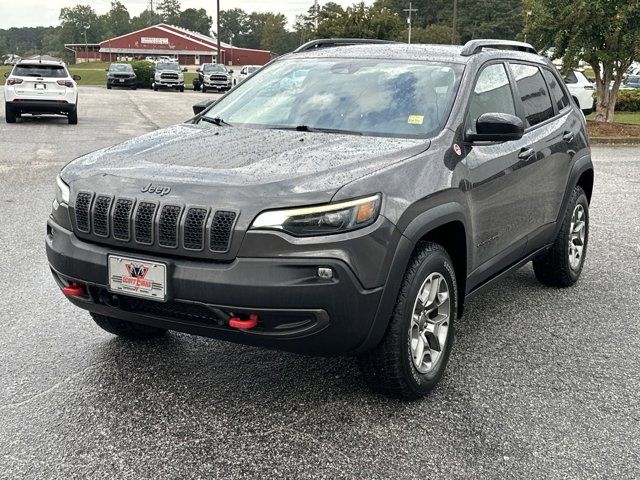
[{"x1": 589, "y1": 137, "x2": 640, "y2": 145}]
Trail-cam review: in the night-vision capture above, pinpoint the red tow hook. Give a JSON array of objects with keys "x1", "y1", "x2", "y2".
[
  {"x1": 62, "y1": 282, "x2": 85, "y2": 297},
  {"x1": 229, "y1": 314, "x2": 259, "y2": 330}
]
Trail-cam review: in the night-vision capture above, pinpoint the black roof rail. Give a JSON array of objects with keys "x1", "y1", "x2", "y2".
[
  {"x1": 294, "y1": 38, "x2": 398, "y2": 53},
  {"x1": 460, "y1": 39, "x2": 538, "y2": 56}
]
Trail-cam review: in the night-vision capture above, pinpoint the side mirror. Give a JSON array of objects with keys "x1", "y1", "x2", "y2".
[
  {"x1": 182, "y1": 68, "x2": 188, "y2": 72},
  {"x1": 192, "y1": 99, "x2": 216, "y2": 116},
  {"x1": 72, "y1": 74, "x2": 82, "y2": 81},
  {"x1": 3, "y1": 72, "x2": 9, "y2": 78},
  {"x1": 229, "y1": 69, "x2": 234, "y2": 74},
  {"x1": 467, "y1": 113, "x2": 524, "y2": 142},
  {"x1": 196, "y1": 68, "x2": 201, "y2": 73}
]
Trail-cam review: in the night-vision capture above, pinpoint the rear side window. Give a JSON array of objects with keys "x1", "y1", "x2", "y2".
[
  {"x1": 510, "y1": 64, "x2": 554, "y2": 127},
  {"x1": 542, "y1": 68, "x2": 570, "y2": 111},
  {"x1": 466, "y1": 63, "x2": 516, "y2": 132},
  {"x1": 13, "y1": 64, "x2": 67, "y2": 78}
]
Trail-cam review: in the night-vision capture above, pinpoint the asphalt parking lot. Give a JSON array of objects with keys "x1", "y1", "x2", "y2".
[{"x1": 0, "y1": 86, "x2": 638, "y2": 479}]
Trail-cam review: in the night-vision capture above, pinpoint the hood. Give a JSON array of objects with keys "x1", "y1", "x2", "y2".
[{"x1": 62, "y1": 123, "x2": 428, "y2": 208}]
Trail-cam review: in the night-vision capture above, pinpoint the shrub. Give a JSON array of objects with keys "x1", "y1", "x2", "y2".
[
  {"x1": 615, "y1": 89, "x2": 640, "y2": 112},
  {"x1": 130, "y1": 61, "x2": 155, "y2": 89}
]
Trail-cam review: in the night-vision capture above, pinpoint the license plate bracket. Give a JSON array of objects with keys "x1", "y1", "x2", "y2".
[{"x1": 108, "y1": 255, "x2": 167, "y2": 301}]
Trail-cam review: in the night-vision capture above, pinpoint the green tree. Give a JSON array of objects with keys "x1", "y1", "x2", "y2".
[
  {"x1": 131, "y1": 9, "x2": 163, "y2": 30},
  {"x1": 157, "y1": 0, "x2": 182, "y2": 25},
  {"x1": 59, "y1": 5, "x2": 102, "y2": 44},
  {"x1": 101, "y1": 1, "x2": 131, "y2": 38},
  {"x1": 525, "y1": 0, "x2": 640, "y2": 122},
  {"x1": 400, "y1": 24, "x2": 458, "y2": 44},
  {"x1": 219, "y1": 8, "x2": 250, "y2": 46},
  {"x1": 178, "y1": 8, "x2": 212, "y2": 35},
  {"x1": 260, "y1": 14, "x2": 296, "y2": 54}
]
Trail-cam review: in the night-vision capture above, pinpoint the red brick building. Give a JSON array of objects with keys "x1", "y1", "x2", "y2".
[{"x1": 67, "y1": 24, "x2": 272, "y2": 66}]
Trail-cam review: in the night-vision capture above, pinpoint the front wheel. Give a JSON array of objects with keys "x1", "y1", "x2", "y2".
[
  {"x1": 179, "y1": 86, "x2": 184, "y2": 92},
  {"x1": 91, "y1": 313, "x2": 167, "y2": 340},
  {"x1": 202, "y1": 86, "x2": 207, "y2": 93},
  {"x1": 533, "y1": 186, "x2": 589, "y2": 287},
  {"x1": 358, "y1": 242, "x2": 457, "y2": 400}
]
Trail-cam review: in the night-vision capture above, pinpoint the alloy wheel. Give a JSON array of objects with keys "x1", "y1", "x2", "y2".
[
  {"x1": 409, "y1": 272, "x2": 451, "y2": 374},
  {"x1": 568, "y1": 204, "x2": 586, "y2": 270}
]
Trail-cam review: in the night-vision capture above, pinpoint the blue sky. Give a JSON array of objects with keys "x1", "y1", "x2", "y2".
[{"x1": 0, "y1": 0, "x2": 375, "y2": 29}]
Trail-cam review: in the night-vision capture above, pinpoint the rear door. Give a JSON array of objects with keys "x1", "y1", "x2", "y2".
[
  {"x1": 508, "y1": 63, "x2": 578, "y2": 248},
  {"x1": 463, "y1": 62, "x2": 534, "y2": 276}
]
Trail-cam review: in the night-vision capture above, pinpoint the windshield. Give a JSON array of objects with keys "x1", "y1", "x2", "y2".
[
  {"x1": 13, "y1": 64, "x2": 67, "y2": 78},
  {"x1": 202, "y1": 58, "x2": 463, "y2": 137},
  {"x1": 156, "y1": 63, "x2": 180, "y2": 71},
  {"x1": 247, "y1": 66, "x2": 260, "y2": 74},
  {"x1": 109, "y1": 64, "x2": 133, "y2": 73},
  {"x1": 203, "y1": 64, "x2": 226, "y2": 73}
]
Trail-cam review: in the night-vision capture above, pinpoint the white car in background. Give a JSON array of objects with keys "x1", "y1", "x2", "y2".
[
  {"x1": 563, "y1": 69, "x2": 595, "y2": 115},
  {"x1": 3, "y1": 59, "x2": 80, "y2": 124},
  {"x1": 238, "y1": 65, "x2": 261, "y2": 83}
]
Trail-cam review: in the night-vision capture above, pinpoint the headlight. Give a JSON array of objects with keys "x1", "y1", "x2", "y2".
[
  {"x1": 251, "y1": 194, "x2": 381, "y2": 237},
  {"x1": 56, "y1": 175, "x2": 70, "y2": 205}
]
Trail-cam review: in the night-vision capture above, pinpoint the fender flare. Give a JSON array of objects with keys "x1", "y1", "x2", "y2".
[
  {"x1": 355, "y1": 202, "x2": 471, "y2": 353},
  {"x1": 553, "y1": 153, "x2": 594, "y2": 238}
]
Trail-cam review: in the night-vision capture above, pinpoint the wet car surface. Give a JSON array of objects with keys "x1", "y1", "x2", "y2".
[{"x1": 1, "y1": 86, "x2": 638, "y2": 479}]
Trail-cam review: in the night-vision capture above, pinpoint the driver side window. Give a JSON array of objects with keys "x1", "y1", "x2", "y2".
[{"x1": 466, "y1": 63, "x2": 516, "y2": 133}]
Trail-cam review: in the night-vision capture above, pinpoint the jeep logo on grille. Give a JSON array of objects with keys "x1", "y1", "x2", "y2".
[{"x1": 141, "y1": 183, "x2": 171, "y2": 196}]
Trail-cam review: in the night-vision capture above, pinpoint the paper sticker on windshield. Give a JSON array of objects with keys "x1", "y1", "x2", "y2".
[{"x1": 408, "y1": 115, "x2": 424, "y2": 125}]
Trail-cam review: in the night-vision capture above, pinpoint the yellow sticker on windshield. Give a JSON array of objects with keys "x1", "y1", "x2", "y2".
[{"x1": 408, "y1": 115, "x2": 424, "y2": 125}]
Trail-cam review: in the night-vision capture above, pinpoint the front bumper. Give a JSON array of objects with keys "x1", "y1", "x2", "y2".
[
  {"x1": 108, "y1": 77, "x2": 136, "y2": 87},
  {"x1": 203, "y1": 80, "x2": 232, "y2": 89},
  {"x1": 46, "y1": 219, "x2": 385, "y2": 355},
  {"x1": 155, "y1": 79, "x2": 184, "y2": 88}
]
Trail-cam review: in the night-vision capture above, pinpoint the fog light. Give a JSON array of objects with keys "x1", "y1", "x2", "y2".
[{"x1": 317, "y1": 267, "x2": 333, "y2": 279}]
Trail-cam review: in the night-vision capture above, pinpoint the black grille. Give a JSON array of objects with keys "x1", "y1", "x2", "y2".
[
  {"x1": 183, "y1": 208, "x2": 208, "y2": 250},
  {"x1": 158, "y1": 205, "x2": 182, "y2": 248},
  {"x1": 210, "y1": 211, "x2": 236, "y2": 252},
  {"x1": 122, "y1": 297, "x2": 220, "y2": 324},
  {"x1": 75, "y1": 192, "x2": 93, "y2": 233},
  {"x1": 134, "y1": 202, "x2": 157, "y2": 245},
  {"x1": 112, "y1": 198, "x2": 134, "y2": 241},
  {"x1": 210, "y1": 74, "x2": 228, "y2": 82},
  {"x1": 93, "y1": 195, "x2": 113, "y2": 237},
  {"x1": 161, "y1": 72, "x2": 179, "y2": 80}
]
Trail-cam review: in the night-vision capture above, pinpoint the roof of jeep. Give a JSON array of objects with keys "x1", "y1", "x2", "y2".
[{"x1": 287, "y1": 43, "x2": 548, "y2": 66}]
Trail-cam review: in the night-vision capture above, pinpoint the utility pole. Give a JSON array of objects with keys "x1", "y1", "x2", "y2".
[
  {"x1": 149, "y1": 0, "x2": 154, "y2": 26},
  {"x1": 216, "y1": 0, "x2": 221, "y2": 64},
  {"x1": 83, "y1": 25, "x2": 89, "y2": 64},
  {"x1": 314, "y1": 0, "x2": 319, "y2": 30},
  {"x1": 403, "y1": 2, "x2": 417, "y2": 44},
  {"x1": 524, "y1": 11, "x2": 532, "y2": 43},
  {"x1": 451, "y1": 0, "x2": 458, "y2": 44}
]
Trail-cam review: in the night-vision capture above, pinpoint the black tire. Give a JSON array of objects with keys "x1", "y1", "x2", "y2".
[
  {"x1": 107, "y1": 84, "x2": 112, "y2": 90},
  {"x1": 5, "y1": 103, "x2": 16, "y2": 123},
  {"x1": 582, "y1": 108, "x2": 593, "y2": 116},
  {"x1": 131, "y1": 86, "x2": 137, "y2": 90},
  {"x1": 179, "y1": 86, "x2": 184, "y2": 92},
  {"x1": 68, "y1": 109, "x2": 78, "y2": 125},
  {"x1": 91, "y1": 313, "x2": 167, "y2": 340},
  {"x1": 533, "y1": 186, "x2": 589, "y2": 287},
  {"x1": 153, "y1": 85, "x2": 158, "y2": 91},
  {"x1": 202, "y1": 86, "x2": 207, "y2": 93},
  {"x1": 358, "y1": 242, "x2": 457, "y2": 400}
]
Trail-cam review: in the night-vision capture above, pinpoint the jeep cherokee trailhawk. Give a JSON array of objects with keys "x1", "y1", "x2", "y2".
[{"x1": 47, "y1": 39, "x2": 593, "y2": 399}]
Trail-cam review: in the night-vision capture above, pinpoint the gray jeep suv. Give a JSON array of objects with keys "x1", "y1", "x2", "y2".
[{"x1": 46, "y1": 39, "x2": 593, "y2": 399}]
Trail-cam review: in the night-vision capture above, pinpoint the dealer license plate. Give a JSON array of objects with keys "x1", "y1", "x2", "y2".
[
  {"x1": 35, "y1": 83, "x2": 46, "y2": 90},
  {"x1": 108, "y1": 255, "x2": 166, "y2": 301}
]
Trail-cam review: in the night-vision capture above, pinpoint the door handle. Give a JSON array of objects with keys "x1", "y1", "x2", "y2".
[
  {"x1": 563, "y1": 131, "x2": 575, "y2": 143},
  {"x1": 518, "y1": 148, "x2": 536, "y2": 161}
]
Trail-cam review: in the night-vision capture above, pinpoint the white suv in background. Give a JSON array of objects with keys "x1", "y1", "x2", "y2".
[
  {"x1": 4, "y1": 60, "x2": 80, "y2": 124},
  {"x1": 238, "y1": 65, "x2": 261, "y2": 83},
  {"x1": 563, "y1": 69, "x2": 595, "y2": 115}
]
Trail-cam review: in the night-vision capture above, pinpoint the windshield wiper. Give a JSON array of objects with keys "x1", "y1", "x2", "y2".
[
  {"x1": 200, "y1": 116, "x2": 232, "y2": 127},
  {"x1": 271, "y1": 125, "x2": 363, "y2": 136}
]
